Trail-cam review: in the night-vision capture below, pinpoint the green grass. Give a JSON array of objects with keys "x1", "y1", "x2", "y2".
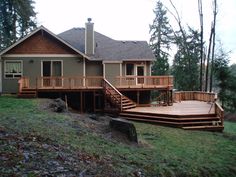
[{"x1": 0, "y1": 95, "x2": 236, "y2": 176}]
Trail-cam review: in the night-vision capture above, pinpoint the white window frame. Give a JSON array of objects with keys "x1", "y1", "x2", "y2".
[{"x1": 4, "y1": 60, "x2": 23, "y2": 79}]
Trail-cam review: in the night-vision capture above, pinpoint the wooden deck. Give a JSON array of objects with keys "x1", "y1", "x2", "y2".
[
  {"x1": 126, "y1": 101, "x2": 215, "y2": 115},
  {"x1": 18, "y1": 76, "x2": 173, "y2": 92},
  {"x1": 120, "y1": 100, "x2": 224, "y2": 132}
]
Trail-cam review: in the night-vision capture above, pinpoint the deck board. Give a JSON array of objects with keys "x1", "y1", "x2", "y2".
[{"x1": 126, "y1": 101, "x2": 215, "y2": 115}]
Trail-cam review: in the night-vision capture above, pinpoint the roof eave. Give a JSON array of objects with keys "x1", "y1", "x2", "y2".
[
  {"x1": 122, "y1": 58, "x2": 155, "y2": 61},
  {"x1": 0, "y1": 26, "x2": 90, "y2": 60}
]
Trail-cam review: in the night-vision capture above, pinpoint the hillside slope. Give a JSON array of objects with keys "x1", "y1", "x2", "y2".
[{"x1": 0, "y1": 96, "x2": 236, "y2": 177}]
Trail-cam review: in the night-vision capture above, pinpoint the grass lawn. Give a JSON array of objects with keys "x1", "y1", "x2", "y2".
[{"x1": 0, "y1": 95, "x2": 236, "y2": 176}]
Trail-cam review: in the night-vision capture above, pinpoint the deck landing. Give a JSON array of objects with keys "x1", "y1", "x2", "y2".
[
  {"x1": 126, "y1": 101, "x2": 215, "y2": 116},
  {"x1": 120, "y1": 101, "x2": 223, "y2": 132}
]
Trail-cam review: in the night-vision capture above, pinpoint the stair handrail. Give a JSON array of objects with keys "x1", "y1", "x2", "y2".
[
  {"x1": 103, "y1": 78, "x2": 123, "y2": 111},
  {"x1": 18, "y1": 77, "x2": 29, "y2": 93},
  {"x1": 215, "y1": 102, "x2": 224, "y2": 126},
  {"x1": 103, "y1": 78, "x2": 122, "y2": 96}
]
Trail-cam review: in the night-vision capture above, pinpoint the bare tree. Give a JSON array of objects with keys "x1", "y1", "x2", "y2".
[
  {"x1": 198, "y1": 0, "x2": 204, "y2": 91},
  {"x1": 205, "y1": 25, "x2": 213, "y2": 92},
  {"x1": 209, "y1": 0, "x2": 217, "y2": 92}
]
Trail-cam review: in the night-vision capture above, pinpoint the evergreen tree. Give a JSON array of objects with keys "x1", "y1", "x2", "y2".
[
  {"x1": 172, "y1": 28, "x2": 201, "y2": 91},
  {"x1": 0, "y1": 0, "x2": 37, "y2": 51},
  {"x1": 149, "y1": 0, "x2": 173, "y2": 75},
  {"x1": 214, "y1": 46, "x2": 236, "y2": 112}
]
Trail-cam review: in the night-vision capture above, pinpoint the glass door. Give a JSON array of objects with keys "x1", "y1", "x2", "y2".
[
  {"x1": 42, "y1": 61, "x2": 62, "y2": 87},
  {"x1": 137, "y1": 65, "x2": 145, "y2": 84},
  {"x1": 52, "y1": 61, "x2": 62, "y2": 87}
]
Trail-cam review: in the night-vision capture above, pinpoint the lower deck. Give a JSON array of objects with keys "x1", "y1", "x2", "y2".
[
  {"x1": 126, "y1": 101, "x2": 215, "y2": 115},
  {"x1": 120, "y1": 100, "x2": 224, "y2": 131}
]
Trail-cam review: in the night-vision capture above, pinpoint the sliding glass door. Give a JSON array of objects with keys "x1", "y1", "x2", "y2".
[{"x1": 42, "y1": 61, "x2": 62, "y2": 87}]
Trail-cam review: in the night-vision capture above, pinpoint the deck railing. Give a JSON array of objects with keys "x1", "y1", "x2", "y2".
[
  {"x1": 116, "y1": 76, "x2": 173, "y2": 88},
  {"x1": 174, "y1": 91, "x2": 216, "y2": 102},
  {"x1": 215, "y1": 102, "x2": 224, "y2": 126},
  {"x1": 103, "y1": 78, "x2": 123, "y2": 111},
  {"x1": 18, "y1": 77, "x2": 30, "y2": 93},
  {"x1": 36, "y1": 76, "x2": 103, "y2": 89}
]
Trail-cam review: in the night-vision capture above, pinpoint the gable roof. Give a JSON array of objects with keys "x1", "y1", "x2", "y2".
[
  {"x1": 0, "y1": 26, "x2": 89, "y2": 59},
  {"x1": 1, "y1": 26, "x2": 155, "y2": 61},
  {"x1": 58, "y1": 28, "x2": 155, "y2": 61}
]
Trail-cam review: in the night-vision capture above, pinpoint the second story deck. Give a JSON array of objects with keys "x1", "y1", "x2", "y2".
[{"x1": 19, "y1": 75, "x2": 174, "y2": 92}]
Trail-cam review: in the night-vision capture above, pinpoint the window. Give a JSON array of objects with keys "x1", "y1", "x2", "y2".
[
  {"x1": 4, "y1": 60, "x2": 23, "y2": 78},
  {"x1": 126, "y1": 63, "x2": 134, "y2": 75}
]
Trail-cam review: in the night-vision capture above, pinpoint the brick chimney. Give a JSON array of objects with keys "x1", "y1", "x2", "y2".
[{"x1": 85, "y1": 18, "x2": 94, "y2": 55}]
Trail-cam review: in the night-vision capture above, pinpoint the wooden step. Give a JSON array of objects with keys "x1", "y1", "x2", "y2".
[
  {"x1": 182, "y1": 125, "x2": 224, "y2": 131},
  {"x1": 120, "y1": 111, "x2": 223, "y2": 131},
  {"x1": 122, "y1": 105, "x2": 136, "y2": 110},
  {"x1": 21, "y1": 91, "x2": 36, "y2": 94},
  {"x1": 122, "y1": 110, "x2": 217, "y2": 119},
  {"x1": 121, "y1": 116, "x2": 181, "y2": 127},
  {"x1": 18, "y1": 94, "x2": 36, "y2": 98},
  {"x1": 181, "y1": 121, "x2": 216, "y2": 126},
  {"x1": 122, "y1": 99, "x2": 131, "y2": 103},
  {"x1": 120, "y1": 112, "x2": 220, "y2": 122},
  {"x1": 122, "y1": 102, "x2": 135, "y2": 106}
]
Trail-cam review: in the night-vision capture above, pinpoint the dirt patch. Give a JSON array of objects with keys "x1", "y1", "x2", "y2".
[{"x1": 0, "y1": 126, "x2": 120, "y2": 177}]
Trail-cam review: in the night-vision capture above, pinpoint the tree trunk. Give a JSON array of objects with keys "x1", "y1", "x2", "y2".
[
  {"x1": 198, "y1": 0, "x2": 204, "y2": 91},
  {"x1": 205, "y1": 26, "x2": 213, "y2": 92},
  {"x1": 209, "y1": 0, "x2": 217, "y2": 92}
]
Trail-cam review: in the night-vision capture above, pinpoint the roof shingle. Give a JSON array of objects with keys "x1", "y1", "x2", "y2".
[{"x1": 58, "y1": 28, "x2": 155, "y2": 61}]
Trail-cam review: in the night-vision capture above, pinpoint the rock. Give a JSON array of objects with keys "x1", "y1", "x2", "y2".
[
  {"x1": 89, "y1": 114, "x2": 99, "y2": 121},
  {"x1": 50, "y1": 98, "x2": 66, "y2": 112},
  {"x1": 109, "y1": 118, "x2": 138, "y2": 143}
]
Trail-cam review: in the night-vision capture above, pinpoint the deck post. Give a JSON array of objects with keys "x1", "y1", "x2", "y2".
[
  {"x1": 137, "y1": 91, "x2": 140, "y2": 105},
  {"x1": 83, "y1": 57, "x2": 86, "y2": 87},
  {"x1": 93, "y1": 90, "x2": 96, "y2": 112},
  {"x1": 80, "y1": 91, "x2": 83, "y2": 113},
  {"x1": 0, "y1": 58, "x2": 2, "y2": 94}
]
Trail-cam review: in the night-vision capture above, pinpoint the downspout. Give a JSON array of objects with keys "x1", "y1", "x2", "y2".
[
  {"x1": 0, "y1": 56, "x2": 2, "y2": 94},
  {"x1": 103, "y1": 62, "x2": 105, "y2": 79}
]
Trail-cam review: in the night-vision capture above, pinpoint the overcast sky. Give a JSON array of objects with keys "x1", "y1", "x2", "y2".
[{"x1": 34, "y1": 0, "x2": 236, "y2": 64}]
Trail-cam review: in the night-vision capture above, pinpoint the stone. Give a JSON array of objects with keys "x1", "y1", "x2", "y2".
[
  {"x1": 89, "y1": 114, "x2": 99, "y2": 121},
  {"x1": 109, "y1": 118, "x2": 138, "y2": 143},
  {"x1": 50, "y1": 98, "x2": 66, "y2": 112}
]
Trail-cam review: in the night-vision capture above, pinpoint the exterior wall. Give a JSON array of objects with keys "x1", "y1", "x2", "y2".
[
  {"x1": 63, "y1": 57, "x2": 83, "y2": 76},
  {"x1": 86, "y1": 60, "x2": 103, "y2": 76},
  {"x1": 6, "y1": 31, "x2": 77, "y2": 55},
  {"x1": 104, "y1": 63, "x2": 121, "y2": 85},
  {"x1": 2, "y1": 56, "x2": 83, "y2": 93}
]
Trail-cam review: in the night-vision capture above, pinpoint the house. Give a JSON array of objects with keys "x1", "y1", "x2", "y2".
[
  {"x1": 0, "y1": 19, "x2": 224, "y2": 131},
  {"x1": 0, "y1": 18, "x2": 173, "y2": 112}
]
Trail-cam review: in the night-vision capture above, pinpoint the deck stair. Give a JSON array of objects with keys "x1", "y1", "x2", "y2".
[
  {"x1": 103, "y1": 79, "x2": 136, "y2": 111},
  {"x1": 119, "y1": 111, "x2": 224, "y2": 131},
  {"x1": 18, "y1": 88, "x2": 37, "y2": 98}
]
